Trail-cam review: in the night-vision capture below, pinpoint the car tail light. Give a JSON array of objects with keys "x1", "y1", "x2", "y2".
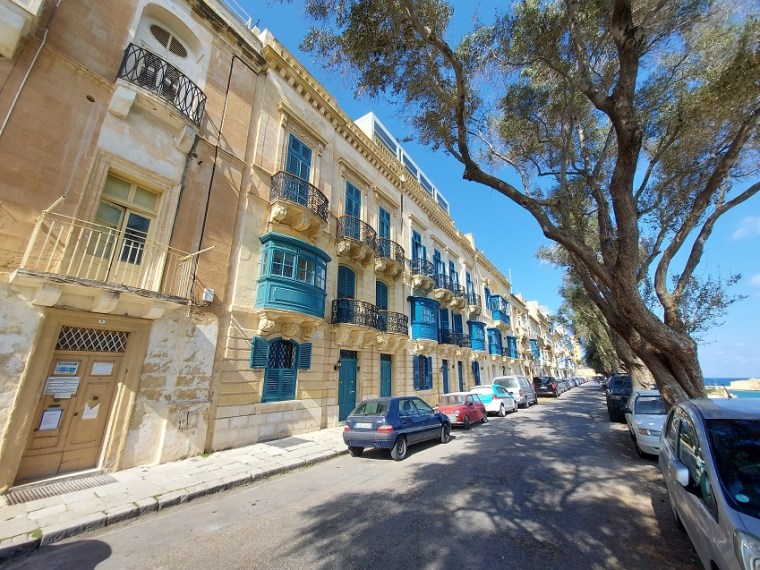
[
  {"x1": 344, "y1": 424, "x2": 351, "y2": 432},
  {"x1": 518, "y1": 390, "x2": 524, "y2": 398},
  {"x1": 377, "y1": 424, "x2": 394, "y2": 433}
]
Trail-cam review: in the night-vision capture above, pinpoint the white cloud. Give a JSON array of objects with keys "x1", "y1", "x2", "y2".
[
  {"x1": 750, "y1": 274, "x2": 760, "y2": 287},
  {"x1": 732, "y1": 216, "x2": 760, "y2": 240}
]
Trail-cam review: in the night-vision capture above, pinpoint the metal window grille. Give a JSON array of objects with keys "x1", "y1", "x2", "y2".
[
  {"x1": 268, "y1": 340, "x2": 296, "y2": 369},
  {"x1": 56, "y1": 327, "x2": 128, "y2": 353}
]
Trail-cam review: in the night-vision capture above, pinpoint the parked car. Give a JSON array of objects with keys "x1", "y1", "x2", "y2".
[
  {"x1": 470, "y1": 384, "x2": 518, "y2": 416},
  {"x1": 659, "y1": 398, "x2": 760, "y2": 570},
  {"x1": 493, "y1": 375, "x2": 538, "y2": 408},
  {"x1": 343, "y1": 396, "x2": 451, "y2": 461},
  {"x1": 623, "y1": 390, "x2": 666, "y2": 457},
  {"x1": 606, "y1": 374, "x2": 633, "y2": 422},
  {"x1": 436, "y1": 392, "x2": 487, "y2": 429},
  {"x1": 533, "y1": 376, "x2": 560, "y2": 397}
]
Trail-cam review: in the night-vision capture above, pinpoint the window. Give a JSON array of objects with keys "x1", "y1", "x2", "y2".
[
  {"x1": 92, "y1": 174, "x2": 159, "y2": 265},
  {"x1": 412, "y1": 230, "x2": 424, "y2": 261},
  {"x1": 449, "y1": 261, "x2": 458, "y2": 286},
  {"x1": 286, "y1": 134, "x2": 312, "y2": 182},
  {"x1": 413, "y1": 355, "x2": 432, "y2": 390},
  {"x1": 250, "y1": 337, "x2": 312, "y2": 403},
  {"x1": 260, "y1": 239, "x2": 327, "y2": 291},
  {"x1": 149, "y1": 24, "x2": 188, "y2": 58},
  {"x1": 337, "y1": 266, "x2": 356, "y2": 299}
]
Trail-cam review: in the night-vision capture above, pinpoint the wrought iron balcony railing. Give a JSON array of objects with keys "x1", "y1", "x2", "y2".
[
  {"x1": 438, "y1": 329, "x2": 471, "y2": 347},
  {"x1": 433, "y1": 274, "x2": 456, "y2": 292},
  {"x1": 465, "y1": 292, "x2": 482, "y2": 307},
  {"x1": 377, "y1": 310, "x2": 408, "y2": 335},
  {"x1": 453, "y1": 286, "x2": 467, "y2": 298},
  {"x1": 332, "y1": 298, "x2": 378, "y2": 328},
  {"x1": 18, "y1": 211, "x2": 196, "y2": 300},
  {"x1": 337, "y1": 216, "x2": 377, "y2": 249},
  {"x1": 270, "y1": 171, "x2": 329, "y2": 222},
  {"x1": 409, "y1": 257, "x2": 434, "y2": 277},
  {"x1": 117, "y1": 43, "x2": 206, "y2": 126},
  {"x1": 501, "y1": 347, "x2": 519, "y2": 359},
  {"x1": 375, "y1": 237, "x2": 405, "y2": 264}
]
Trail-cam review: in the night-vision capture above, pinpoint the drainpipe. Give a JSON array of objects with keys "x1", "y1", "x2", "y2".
[{"x1": 0, "y1": 0, "x2": 63, "y2": 140}]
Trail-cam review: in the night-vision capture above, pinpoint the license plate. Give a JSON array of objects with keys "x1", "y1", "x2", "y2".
[
  {"x1": 446, "y1": 415, "x2": 457, "y2": 422},
  {"x1": 354, "y1": 422, "x2": 372, "y2": 429}
]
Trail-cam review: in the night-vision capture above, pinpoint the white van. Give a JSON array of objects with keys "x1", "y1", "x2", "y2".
[{"x1": 493, "y1": 375, "x2": 538, "y2": 408}]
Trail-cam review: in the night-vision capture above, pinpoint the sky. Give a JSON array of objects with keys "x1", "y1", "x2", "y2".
[{"x1": 237, "y1": 1, "x2": 760, "y2": 378}]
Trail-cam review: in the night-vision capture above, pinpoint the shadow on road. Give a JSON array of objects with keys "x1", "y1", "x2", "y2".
[{"x1": 3, "y1": 539, "x2": 111, "y2": 569}]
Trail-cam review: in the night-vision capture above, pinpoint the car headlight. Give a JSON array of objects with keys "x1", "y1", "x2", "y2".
[
  {"x1": 734, "y1": 530, "x2": 760, "y2": 570},
  {"x1": 636, "y1": 428, "x2": 661, "y2": 437}
]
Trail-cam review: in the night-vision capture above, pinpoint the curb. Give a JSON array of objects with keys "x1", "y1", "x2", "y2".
[{"x1": 0, "y1": 448, "x2": 346, "y2": 563}]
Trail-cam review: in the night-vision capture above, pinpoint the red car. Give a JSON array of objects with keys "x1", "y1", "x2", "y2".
[{"x1": 436, "y1": 392, "x2": 488, "y2": 430}]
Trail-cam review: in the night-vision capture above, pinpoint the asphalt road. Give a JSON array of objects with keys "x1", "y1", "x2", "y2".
[{"x1": 4, "y1": 383, "x2": 699, "y2": 570}]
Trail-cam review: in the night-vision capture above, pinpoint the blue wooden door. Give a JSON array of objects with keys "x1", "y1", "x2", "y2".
[
  {"x1": 344, "y1": 182, "x2": 362, "y2": 240},
  {"x1": 458, "y1": 361, "x2": 464, "y2": 391},
  {"x1": 338, "y1": 350, "x2": 358, "y2": 421},
  {"x1": 286, "y1": 135, "x2": 311, "y2": 180},
  {"x1": 380, "y1": 354, "x2": 392, "y2": 397},
  {"x1": 472, "y1": 361, "x2": 481, "y2": 386},
  {"x1": 442, "y1": 359, "x2": 450, "y2": 394}
]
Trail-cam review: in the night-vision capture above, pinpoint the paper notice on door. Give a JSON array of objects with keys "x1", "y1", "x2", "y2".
[
  {"x1": 82, "y1": 402, "x2": 100, "y2": 420},
  {"x1": 39, "y1": 408, "x2": 63, "y2": 431}
]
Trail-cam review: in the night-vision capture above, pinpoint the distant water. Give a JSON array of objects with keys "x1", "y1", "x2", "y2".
[{"x1": 704, "y1": 377, "x2": 760, "y2": 399}]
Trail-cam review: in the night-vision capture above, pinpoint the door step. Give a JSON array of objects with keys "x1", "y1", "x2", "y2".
[{"x1": 4, "y1": 472, "x2": 117, "y2": 505}]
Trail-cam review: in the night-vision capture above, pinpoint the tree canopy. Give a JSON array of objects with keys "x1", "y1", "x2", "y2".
[{"x1": 299, "y1": 0, "x2": 760, "y2": 405}]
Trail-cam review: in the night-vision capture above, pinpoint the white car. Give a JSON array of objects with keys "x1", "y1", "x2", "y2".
[
  {"x1": 469, "y1": 384, "x2": 518, "y2": 417},
  {"x1": 624, "y1": 390, "x2": 666, "y2": 457}
]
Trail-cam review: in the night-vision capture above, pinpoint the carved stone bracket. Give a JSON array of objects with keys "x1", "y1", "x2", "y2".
[{"x1": 407, "y1": 339, "x2": 438, "y2": 356}]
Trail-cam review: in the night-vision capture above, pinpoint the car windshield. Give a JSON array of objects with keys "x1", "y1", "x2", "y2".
[
  {"x1": 706, "y1": 418, "x2": 760, "y2": 517},
  {"x1": 610, "y1": 376, "x2": 632, "y2": 391},
  {"x1": 350, "y1": 400, "x2": 389, "y2": 417},
  {"x1": 497, "y1": 379, "x2": 518, "y2": 388},
  {"x1": 635, "y1": 396, "x2": 665, "y2": 415},
  {"x1": 440, "y1": 395, "x2": 465, "y2": 405}
]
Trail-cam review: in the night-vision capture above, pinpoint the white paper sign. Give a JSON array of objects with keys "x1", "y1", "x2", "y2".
[
  {"x1": 39, "y1": 408, "x2": 63, "y2": 431},
  {"x1": 43, "y1": 377, "x2": 80, "y2": 398},
  {"x1": 82, "y1": 403, "x2": 100, "y2": 420},
  {"x1": 91, "y1": 362, "x2": 114, "y2": 376}
]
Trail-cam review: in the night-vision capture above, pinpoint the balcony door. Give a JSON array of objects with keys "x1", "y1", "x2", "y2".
[
  {"x1": 378, "y1": 206, "x2": 391, "y2": 256},
  {"x1": 89, "y1": 174, "x2": 159, "y2": 289},
  {"x1": 344, "y1": 182, "x2": 362, "y2": 240},
  {"x1": 338, "y1": 350, "x2": 358, "y2": 421}
]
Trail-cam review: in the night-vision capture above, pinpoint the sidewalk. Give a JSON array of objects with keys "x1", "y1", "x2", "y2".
[{"x1": 0, "y1": 427, "x2": 346, "y2": 561}]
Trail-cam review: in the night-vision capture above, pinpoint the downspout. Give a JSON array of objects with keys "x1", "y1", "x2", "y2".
[{"x1": 0, "y1": 0, "x2": 63, "y2": 140}]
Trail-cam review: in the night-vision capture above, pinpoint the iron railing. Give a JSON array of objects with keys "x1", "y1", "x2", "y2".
[
  {"x1": 117, "y1": 43, "x2": 206, "y2": 125},
  {"x1": 453, "y1": 286, "x2": 467, "y2": 298},
  {"x1": 332, "y1": 298, "x2": 378, "y2": 328},
  {"x1": 502, "y1": 347, "x2": 519, "y2": 359},
  {"x1": 465, "y1": 292, "x2": 482, "y2": 307},
  {"x1": 438, "y1": 329, "x2": 471, "y2": 347},
  {"x1": 378, "y1": 310, "x2": 408, "y2": 335},
  {"x1": 375, "y1": 237, "x2": 405, "y2": 264},
  {"x1": 19, "y1": 211, "x2": 195, "y2": 299},
  {"x1": 337, "y1": 216, "x2": 377, "y2": 249},
  {"x1": 409, "y1": 257, "x2": 434, "y2": 277},
  {"x1": 270, "y1": 171, "x2": 329, "y2": 222},
  {"x1": 433, "y1": 274, "x2": 455, "y2": 292}
]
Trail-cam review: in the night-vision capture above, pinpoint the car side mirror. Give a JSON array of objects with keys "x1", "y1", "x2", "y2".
[{"x1": 670, "y1": 459, "x2": 691, "y2": 487}]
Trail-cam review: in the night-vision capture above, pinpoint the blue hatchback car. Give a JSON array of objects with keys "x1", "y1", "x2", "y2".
[{"x1": 343, "y1": 396, "x2": 451, "y2": 461}]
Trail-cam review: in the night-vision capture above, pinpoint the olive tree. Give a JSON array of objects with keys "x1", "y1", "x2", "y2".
[{"x1": 298, "y1": 0, "x2": 759, "y2": 405}]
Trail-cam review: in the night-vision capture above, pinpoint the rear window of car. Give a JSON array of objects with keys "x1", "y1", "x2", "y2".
[
  {"x1": 634, "y1": 396, "x2": 665, "y2": 415},
  {"x1": 496, "y1": 378, "x2": 519, "y2": 388},
  {"x1": 441, "y1": 395, "x2": 465, "y2": 405},
  {"x1": 351, "y1": 400, "x2": 389, "y2": 416},
  {"x1": 610, "y1": 376, "x2": 632, "y2": 390}
]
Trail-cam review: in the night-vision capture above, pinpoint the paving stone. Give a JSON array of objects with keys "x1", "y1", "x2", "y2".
[
  {"x1": 27, "y1": 503, "x2": 67, "y2": 521},
  {"x1": 104, "y1": 503, "x2": 139, "y2": 525},
  {"x1": 40, "y1": 511, "x2": 107, "y2": 545}
]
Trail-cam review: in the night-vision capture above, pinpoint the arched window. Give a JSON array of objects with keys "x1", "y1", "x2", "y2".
[
  {"x1": 413, "y1": 355, "x2": 432, "y2": 390},
  {"x1": 149, "y1": 24, "x2": 188, "y2": 58}
]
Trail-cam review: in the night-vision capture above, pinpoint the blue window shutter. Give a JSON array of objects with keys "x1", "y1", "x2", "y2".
[
  {"x1": 426, "y1": 356, "x2": 432, "y2": 389},
  {"x1": 376, "y1": 281, "x2": 388, "y2": 310},
  {"x1": 413, "y1": 355, "x2": 420, "y2": 389},
  {"x1": 281, "y1": 369, "x2": 297, "y2": 400},
  {"x1": 298, "y1": 343, "x2": 312, "y2": 369},
  {"x1": 251, "y1": 337, "x2": 269, "y2": 368},
  {"x1": 263, "y1": 368, "x2": 282, "y2": 402},
  {"x1": 337, "y1": 266, "x2": 355, "y2": 298}
]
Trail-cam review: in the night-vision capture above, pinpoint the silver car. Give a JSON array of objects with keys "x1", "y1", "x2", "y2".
[{"x1": 659, "y1": 398, "x2": 760, "y2": 570}]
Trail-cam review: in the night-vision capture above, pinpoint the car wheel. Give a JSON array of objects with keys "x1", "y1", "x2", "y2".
[
  {"x1": 629, "y1": 429, "x2": 635, "y2": 441},
  {"x1": 463, "y1": 416, "x2": 471, "y2": 430},
  {"x1": 481, "y1": 413, "x2": 488, "y2": 424},
  {"x1": 348, "y1": 446, "x2": 364, "y2": 457},
  {"x1": 498, "y1": 404, "x2": 506, "y2": 417},
  {"x1": 440, "y1": 423, "x2": 451, "y2": 443},
  {"x1": 634, "y1": 439, "x2": 647, "y2": 459},
  {"x1": 390, "y1": 436, "x2": 408, "y2": 461}
]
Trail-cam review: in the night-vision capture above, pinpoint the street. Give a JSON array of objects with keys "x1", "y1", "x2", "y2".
[{"x1": 4, "y1": 384, "x2": 699, "y2": 569}]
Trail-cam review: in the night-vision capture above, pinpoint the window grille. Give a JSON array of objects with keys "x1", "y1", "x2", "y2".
[
  {"x1": 149, "y1": 24, "x2": 188, "y2": 58},
  {"x1": 56, "y1": 327, "x2": 128, "y2": 353}
]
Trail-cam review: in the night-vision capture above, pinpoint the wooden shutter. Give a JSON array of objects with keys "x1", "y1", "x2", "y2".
[
  {"x1": 425, "y1": 356, "x2": 432, "y2": 389},
  {"x1": 298, "y1": 342, "x2": 312, "y2": 369},
  {"x1": 250, "y1": 337, "x2": 269, "y2": 368},
  {"x1": 337, "y1": 266, "x2": 355, "y2": 298},
  {"x1": 413, "y1": 355, "x2": 420, "y2": 390}
]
